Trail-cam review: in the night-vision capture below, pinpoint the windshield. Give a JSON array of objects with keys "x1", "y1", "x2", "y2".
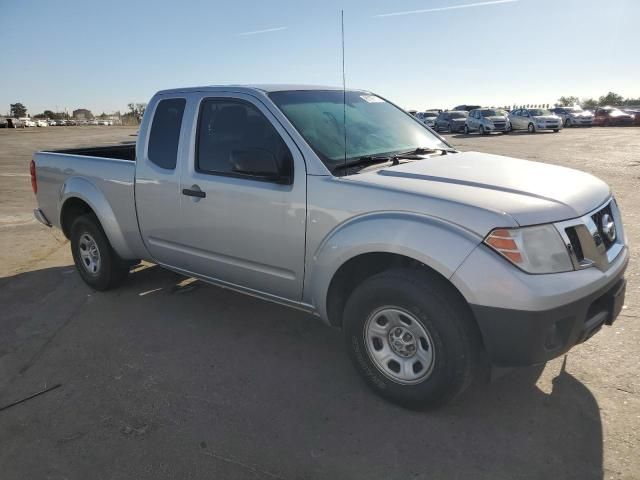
[
  {"x1": 566, "y1": 107, "x2": 583, "y2": 112},
  {"x1": 480, "y1": 109, "x2": 504, "y2": 117},
  {"x1": 449, "y1": 111, "x2": 468, "y2": 119},
  {"x1": 269, "y1": 90, "x2": 449, "y2": 171},
  {"x1": 529, "y1": 108, "x2": 551, "y2": 116}
]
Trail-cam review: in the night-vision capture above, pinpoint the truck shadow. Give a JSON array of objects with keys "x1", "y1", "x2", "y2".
[{"x1": 1, "y1": 264, "x2": 604, "y2": 479}]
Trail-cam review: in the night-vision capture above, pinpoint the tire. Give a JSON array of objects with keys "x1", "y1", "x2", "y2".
[
  {"x1": 448, "y1": 122, "x2": 454, "y2": 133},
  {"x1": 553, "y1": 129, "x2": 559, "y2": 133},
  {"x1": 527, "y1": 122, "x2": 536, "y2": 133},
  {"x1": 479, "y1": 125, "x2": 486, "y2": 135},
  {"x1": 343, "y1": 268, "x2": 480, "y2": 409},
  {"x1": 565, "y1": 117, "x2": 571, "y2": 127},
  {"x1": 464, "y1": 125, "x2": 469, "y2": 135},
  {"x1": 70, "y1": 213, "x2": 130, "y2": 291}
]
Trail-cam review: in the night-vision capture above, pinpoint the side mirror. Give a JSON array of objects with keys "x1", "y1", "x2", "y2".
[{"x1": 230, "y1": 148, "x2": 291, "y2": 184}]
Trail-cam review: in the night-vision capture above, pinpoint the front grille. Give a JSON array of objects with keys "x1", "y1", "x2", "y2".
[
  {"x1": 565, "y1": 227, "x2": 584, "y2": 261},
  {"x1": 493, "y1": 122, "x2": 506, "y2": 129},
  {"x1": 592, "y1": 204, "x2": 615, "y2": 249}
]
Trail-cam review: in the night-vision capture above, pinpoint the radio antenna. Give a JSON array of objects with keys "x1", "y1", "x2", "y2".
[{"x1": 341, "y1": 9, "x2": 347, "y2": 174}]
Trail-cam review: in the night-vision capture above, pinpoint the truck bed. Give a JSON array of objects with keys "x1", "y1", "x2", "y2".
[{"x1": 50, "y1": 143, "x2": 136, "y2": 161}]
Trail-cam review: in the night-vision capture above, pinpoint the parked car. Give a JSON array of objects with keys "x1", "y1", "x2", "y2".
[
  {"x1": 31, "y1": 85, "x2": 628, "y2": 409},
  {"x1": 415, "y1": 111, "x2": 438, "y2": 128},
  {"x1": 36, "y1": 119, "x2": 49, "y2": 127},
  {"x1": 21, "y1": 118, "x2": 36, "y2": 127},
  {"x1": 550, "y1": 106, "x2": 593, "y2": 127},
  {"x1": 509, "y1": 108, "x2": 562, "y2": 133},
  {"x1": 464, "y1": 108, "x2": 510, "y2": 135},
  {"x1": 6, "y1": 118, "x2": 25, "y2": 128},
  {"x1": 0, "y1": 117, "x2": 7, "y2": 128},
  {"x1": 434, "y1": 110, "x2": 468, "y2": 133},
  {"x1": 620, "y1": 108, "x2": 640, "y2": 125},
  {"x1": 453, "y1": 104, "x2": 481, "y2": 112},
  {"x1": 592, "y1": 107, "x2": 634, "y2": 126},
  {"x1": 67, "y1": 119, "x2": 78, "y2": 126}
]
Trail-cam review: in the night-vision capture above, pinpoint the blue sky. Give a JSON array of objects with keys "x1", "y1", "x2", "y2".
[{"x1": 1, "y1": 0, "x2": 638, "y2": 115}]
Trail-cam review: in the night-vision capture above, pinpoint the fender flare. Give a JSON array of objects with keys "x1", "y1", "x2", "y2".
[
  {"x1": 304, "y1": 211, "x2": 482, "y2": 322},
  {"x1": 59, "y1": 176, "x2": 136, "y2": 259}
]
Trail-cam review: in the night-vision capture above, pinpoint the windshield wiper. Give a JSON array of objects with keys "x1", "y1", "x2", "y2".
[
  {"x1": 404, "y1": 147, "x2": 457, "y2": 155},
  {"x1": 333, "y1": 153, "x2": 425, "y2": 173}
]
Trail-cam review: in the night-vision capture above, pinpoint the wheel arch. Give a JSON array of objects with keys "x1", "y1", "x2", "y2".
[
  {"x1": 304, "y1": 212, "x2": 482, "y2": 327},
  {"x1": 59, "y1": 177, "x2": 136, "y2": 259}
]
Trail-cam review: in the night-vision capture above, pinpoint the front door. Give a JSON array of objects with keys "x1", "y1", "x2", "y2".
[{"x1": 175, "y1": 94, "x2": 307, "y2": 301}]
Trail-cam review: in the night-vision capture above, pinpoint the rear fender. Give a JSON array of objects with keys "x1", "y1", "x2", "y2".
[{"x1": 60, "y1": 176, "x2": 135, "y2": 259}]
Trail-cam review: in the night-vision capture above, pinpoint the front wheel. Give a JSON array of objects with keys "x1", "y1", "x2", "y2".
[
  {"x1": 553, "y1": 129, "x2": 560, "y2": 133},
  {"x1": 464, "y1": 125, "x2": 469, "y2": 135},
  {"x1": 528, "y1": 122, "x2": 536, "y2": 133},
  {"x1": 70, "y1": 213, "x2": 130, "y2": 291},
  {"x1": 479, "y1": 125, "x2": 486, "y2": 135},
  {"x1": 343, "y1": 268, "x2": 480, "y2": 409}
]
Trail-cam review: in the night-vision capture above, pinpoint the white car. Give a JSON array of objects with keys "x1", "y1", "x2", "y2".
[
  {"x1": 551, "y1": 107, "x2": 593, "y2": 127},
  {"x1": 36, "y1": 119, "x2": 49, "y2": 127},
  {"x1": 21, "y1": 118, "x2": 37, "y2": 127},
  {"x1": 415, "y1": 111, "x2": 438, "y2": 128},
  {"x1": 508, "y1": 108, "x2": 562, "y2": 133},
  {"x1": 464, "y1": 108, "x2": 510, "y2": 135}
]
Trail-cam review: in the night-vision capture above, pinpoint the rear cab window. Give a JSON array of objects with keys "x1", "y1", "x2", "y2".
[{"x1": 148, "y1": 98, "x2": 186, "y2": 169}]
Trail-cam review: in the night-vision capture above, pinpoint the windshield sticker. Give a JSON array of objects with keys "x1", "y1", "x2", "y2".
[{"x1": 360, "y1": 95, "x2": 384, "y2": 103}]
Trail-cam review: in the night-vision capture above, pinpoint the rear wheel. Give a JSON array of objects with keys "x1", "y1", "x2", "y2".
[
  {"x1": 70, "y1": 213, "x2": 130, "y2": 291},
  {"x1": 464, "y1": 125, "x2": 469, "y2": 135},
  {"x1": 528, "y1": 122, "x2": 536, "y2": 133},
  {"x1": 343, "y1": 268, "x2": 480, "y2": 409}
]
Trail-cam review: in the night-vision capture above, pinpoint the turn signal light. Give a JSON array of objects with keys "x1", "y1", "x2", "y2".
[{"x1": 484, "y1": 229, "x2": 522, "y2": 264}]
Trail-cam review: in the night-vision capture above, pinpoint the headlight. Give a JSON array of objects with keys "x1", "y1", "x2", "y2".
[{"x1": 484, "y1": 225, "x2": 573, "y2": 274}]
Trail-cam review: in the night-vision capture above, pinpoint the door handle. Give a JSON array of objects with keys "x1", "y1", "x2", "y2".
[{"x1": 182, "y1": 188, "x2": 206, "y2": 198}]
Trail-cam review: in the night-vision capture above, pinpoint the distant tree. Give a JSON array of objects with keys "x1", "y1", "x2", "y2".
[
  {"x1": 98, "y1": 112, "x2": 108, "y2": 119},
  {"x1": 33, "y1": 113, "x2": 47, "y2": 119},
  {"x1": 42, "y1": 110, "x2": 57, "y2": 119},
  {"x1": 127, "y1": 102, "x2": 147, "y2": 123},
  {"x1": 622, "y1": 97, "x2": 640, "y2": 107},
  {"x1": 10, "y1": 103, "x2": 27, "y2": 117},
  {"x1": 598, "y1": 91, "x2": 624, "y2": 106},
  {"x1": 556, "y1": 96, "x2": 580, "y2": 107},
  {"x1": 581, "y1": 98, "x2": 598, "y2": 110}
]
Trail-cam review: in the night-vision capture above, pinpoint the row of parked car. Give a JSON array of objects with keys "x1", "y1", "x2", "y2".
[
  {"x1": 0, "y1": 118, "x2": 115, "y2": 128},
  {"x1": 411, "y1": 105, "x2": 639, "y2": 135}
]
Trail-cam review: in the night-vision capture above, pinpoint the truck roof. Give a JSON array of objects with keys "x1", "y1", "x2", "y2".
[{"x1": 156, "y1": 84, "x2": 362, "y2": 95}]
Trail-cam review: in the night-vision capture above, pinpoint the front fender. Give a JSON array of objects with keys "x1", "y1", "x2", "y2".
[
  {"x1": 59, "y1": 176, "x2": 137, "y2": 259},
  {"x1": 304, "y1": 211, "x2": 482, "y2": 322}
]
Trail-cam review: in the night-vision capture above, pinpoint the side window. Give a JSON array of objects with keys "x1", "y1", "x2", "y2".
[
  {"x1": 148, "y1": 98, "x2": 186, "y2": 169},
  {"x1": 196, "y1": 99, "x2": 293, "y2": 182}
]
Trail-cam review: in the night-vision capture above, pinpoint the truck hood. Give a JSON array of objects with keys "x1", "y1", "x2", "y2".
[{"x1": 350, "y1": 151, "x2": 610, "y2": 228}]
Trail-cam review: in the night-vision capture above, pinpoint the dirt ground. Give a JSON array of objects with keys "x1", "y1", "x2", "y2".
[{"x1": 0, "y1": 125, "x2": 638, "y2": 479}]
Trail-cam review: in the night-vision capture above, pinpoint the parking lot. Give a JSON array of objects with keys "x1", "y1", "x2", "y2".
[{"x1": 1, "y1": 126, "x2": 638, "y2": 479}]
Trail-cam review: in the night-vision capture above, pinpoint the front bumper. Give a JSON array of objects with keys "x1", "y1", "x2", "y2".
[
  {"x1": 452, "y1": 236, "x2": 629, "y2": 367},
  {"x1": 485, "y1": 123, "x2": 509, "y2": 132}
]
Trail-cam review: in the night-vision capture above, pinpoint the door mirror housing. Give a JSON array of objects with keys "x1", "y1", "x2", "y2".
[{"x1": 230, "y1": 148, "x2": 292, "y2": 184}]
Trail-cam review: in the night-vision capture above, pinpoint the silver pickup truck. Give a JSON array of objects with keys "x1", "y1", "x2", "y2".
[{"x1": 31, "y1": 85, "x2": 628, "y2": 408}]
